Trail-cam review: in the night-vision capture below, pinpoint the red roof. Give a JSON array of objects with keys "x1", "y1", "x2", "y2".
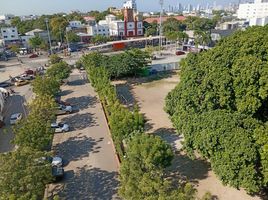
[
  {"x1": 83, "y1": 16, "x2": 96, "y2": 21},
  {"x1": 144, "y1": 16, "x2": 186, "y2": 24}
]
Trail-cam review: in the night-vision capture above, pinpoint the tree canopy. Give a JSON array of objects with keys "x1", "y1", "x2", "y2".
[
  {"x1": 165, "y1": 26, "x2": 268, "y2": 193},
  {"x1": 119, "y1": 133, "x2": 196, "y2": 200}
]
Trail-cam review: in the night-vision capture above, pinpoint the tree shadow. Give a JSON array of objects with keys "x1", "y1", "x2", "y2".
[
  {"x1": 52, "y1": 135, "x2": 98, "y2": 164},
  {"x1": 61, "y1": 112, "x2": 98, "y2": 131},
  {"x1": 166, "y1": 152, "x2": 210, "y2": 185},
  {"x1": 127, "y1": 71, "x2": 177, "y2": 85},
  {"x1": 67, "y1": 74, "x2": 88, "y2": 86},
  {"x1": 65, "y1": 95, "x2": 98, "y2": 110},
  {"x1": 49, "y1": 166, "x2": 120, "y2": 200},
  {"x1": 115, "y1": 83, "x2": 136, "y2": 110},
  {"x1": 153, "y1": 128, "x2": 183, "y2": 151},
  {"x1": 58, "y1": 90, "x2": 73, "y2": 97}
]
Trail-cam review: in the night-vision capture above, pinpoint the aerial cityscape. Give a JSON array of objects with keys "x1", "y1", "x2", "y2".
[{"x1": 0, "y1": 0, "x2": 268, "y2": 199}]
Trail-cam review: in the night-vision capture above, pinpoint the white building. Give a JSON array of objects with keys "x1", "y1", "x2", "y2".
[
  {"x1": 249, "y1": 16, "x2": 268, "y2": 26},
  {"x1": 68, "y1": 21, "x2": 83, "y2": 29},
  {"x1": 0, "y1": 27, "x2": 19, "y2": 44},
  {"x1": 123, "y1": 0, "x2": 137, "y2": 11},
  {"x1": 87, "y1": 24, "x2": 110, "y2": 36},
  {"x1": 237, "y1": 0, "x2": 268, "y2": 19}
]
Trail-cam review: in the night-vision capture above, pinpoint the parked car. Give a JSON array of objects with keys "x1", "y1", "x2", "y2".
[
  {"x1": 24, "y1": 69, "x2": 35, "y2": 75},
  {"x1": 55, "y1": 105, "x2": 73, "y2": 115},
  {"x1": 0, "y1": 81, "x2": 11, "y2": 88},
  {"x1": 175, "y1": 50, "x2": 186, "y2": 56},
  {"x1": 10, "y1": 113, "x2": 22, "y2": 125},
  {"x1": 52, "y1": 166, "x2": 64, "y2": 181},
  {"x1": 15, "y1": 79, "x2": 29, "y2": 86},
  {"x1": 51, "y1": 122, "x2": 69, "y2": 133},
  {"x1": 20, "y1": 74, "x2": 35, "y2": 81},
  {"x1": 51, "y1": 156, "x2": 63, "y2": 167},
  {"x1": 29, "y1": 54, "x2": 38, "y2": 58}
]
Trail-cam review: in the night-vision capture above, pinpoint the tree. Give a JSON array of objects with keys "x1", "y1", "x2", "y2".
[
  {"x1": 49, "y1": 54, "x2": 62, "y2": 65},
  {"x1": 0, "y1": 147, "x2": 53, "y2": 199},
  {"x1": 29, "y1": 36, "x2": 42, "y2": 51},
  {"x1": 46, "y1": 61, "x2": 71, "y2": 82},
  {"x1": 32, "y1": 76, "x2": 60, "y2": 97},
  {"x1": 144, "y1": 21, "x2": 158, "y2": 37},
  {"x1": 66, "y1": 31, "x2": 80, "y2": 43},
  {"x1": 165, "y1": 26, "x2": 268, "y2": 193},
  {"x1": 162, "y1": 18, "x2": 186, "y2": 34},
  {"x1": 119, "y1": 133, "x2": 196, "y2": 200}
]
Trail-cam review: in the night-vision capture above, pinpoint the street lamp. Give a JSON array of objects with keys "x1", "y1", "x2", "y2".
[
  {"x1": 159, "y1": 0, "x2": 164, "y2": 52},
  {"x1": 45, "y1": 18, "x2": 52, "y2": 54}
]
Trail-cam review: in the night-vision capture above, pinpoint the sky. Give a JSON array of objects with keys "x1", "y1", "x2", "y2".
[{"x1": 0, "y1": 0, "x2": 236, "y2": 15}]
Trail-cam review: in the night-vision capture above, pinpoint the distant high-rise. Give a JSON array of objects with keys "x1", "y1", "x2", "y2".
[
  {"x1": 237, "y1": 0, "x2": 268, "y2": 18},
  {"x1": 123, "y1": 0, "x2": 137, "y2": 12}
]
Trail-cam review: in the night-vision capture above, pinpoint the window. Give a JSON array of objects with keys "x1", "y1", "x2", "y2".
[
  {"x1": 12, "y1": 30, "x2": 15, "y2": 32},
  {"x1": 3, "y1": 30, "x2": 6, "y2": 33},
  {"x1": 11, "y1": 35, "x2": 15, "y2": 38},
  {"x1": 4, "y1": 36, "x2": 7, "y2": 38},
  {"x1": 103, "y1": 29, "x2": 105, "y2": 31},
  {"x1": 138, "y1": 30, "x2": 142, "y2": 35}
]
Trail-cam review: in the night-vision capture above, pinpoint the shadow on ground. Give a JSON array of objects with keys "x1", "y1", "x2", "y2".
[
  {"x1": 65, "y1": 95, "x2": 98, "y2": 110},
  {"x1": 167, "y1": 152, "x2": 210, "y2": 185},
  {"x1": 153, "y1": 128, "x2": 183, "y2": 151},
  {"x1": 59, "y1": 90, "x2": 73, "y2": 97},
  {"x1": 53, "y1": 135, "x2": 97, "y2": 164},
  {"x1": 61, "y1": 112, "x2": 98, "y2": 131},
  {"x1": 50, "y1": 166, "x2": 120, "y2": 200}
]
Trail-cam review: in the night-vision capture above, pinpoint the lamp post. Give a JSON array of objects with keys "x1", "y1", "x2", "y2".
[
  {"x1": 45, "y1": 18, "x2": 52, "y2": 54},
  {"x1": 159, "y1": 0, "x2": 164, "y2": 52}
]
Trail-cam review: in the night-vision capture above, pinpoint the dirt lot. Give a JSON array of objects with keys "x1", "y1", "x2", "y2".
[{"x1": 114, "y1": 72, "x2": 261, "y2": 200}]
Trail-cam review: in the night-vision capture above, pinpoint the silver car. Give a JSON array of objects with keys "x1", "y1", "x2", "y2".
[
  {"x1": 51, "y1": 122, "x2": 69, "y2": 133},
  {"x1": 10, "y1": 113, "x2": 22, "y2": 125}
]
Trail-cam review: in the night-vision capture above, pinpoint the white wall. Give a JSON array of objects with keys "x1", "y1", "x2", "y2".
[
  {"x1": 237, "y1": 1, "x2": 268, "y2": 19},
  {"x1": 0, "y1": 27, "x2": 19, "y2": 41}
]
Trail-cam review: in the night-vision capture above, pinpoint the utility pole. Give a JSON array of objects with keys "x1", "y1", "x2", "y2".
[
  {"x1": 45, "y1": 18, "x2": 52, "y2": 54},
  {"x1": 159, "y1": 0, "x2": 164, "y2": 53}
]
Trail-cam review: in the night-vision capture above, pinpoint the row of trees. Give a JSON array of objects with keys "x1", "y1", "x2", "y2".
[
  {"x1": 81, "y1": 51, "x2": 201, "y2": 199},
  {"x1": 0, "y1": 56, "x2": 71, "y2": 199},
  {"x1": 81, "y1": 49, "x2": 151, "y2": 79},
  {"x1": 165, "y1": 26, "x2": 268, "y2": 193},
  {"x1": 144, "y1": 16, "x2": 218, "y2": 47}
]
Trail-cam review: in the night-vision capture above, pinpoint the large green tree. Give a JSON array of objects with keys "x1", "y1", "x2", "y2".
[
  {"x1": 119, "y1": 133, "x2": 196, "y2": 200},
  {"x1": 0, "y1": 147, "x2": 53, "y2": 199},
  {"x1": 165, "y1": 26, "x2": 268, "y2": 193}
]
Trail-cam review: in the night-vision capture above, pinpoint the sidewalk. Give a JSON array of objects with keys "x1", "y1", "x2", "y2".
[{"x1": 47, "y1": 70, "x2": 119, "y2": 199}]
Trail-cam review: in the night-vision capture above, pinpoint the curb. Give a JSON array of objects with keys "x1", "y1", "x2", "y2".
[{"x1": 98, "y1": 99, "x2": 121, "y2": 169}]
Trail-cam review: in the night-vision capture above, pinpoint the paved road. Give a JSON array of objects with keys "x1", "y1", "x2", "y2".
[
  {"x1": 0, "y1": 84, "x2": 32, "y2": 152},
  {"x1": 47, "y1": 71, "x2": 119, "y2": 200}
]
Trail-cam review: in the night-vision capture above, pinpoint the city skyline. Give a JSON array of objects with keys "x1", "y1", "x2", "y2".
[{"x1": 0, "y1": 0, "x2": 237, "y2": 15}]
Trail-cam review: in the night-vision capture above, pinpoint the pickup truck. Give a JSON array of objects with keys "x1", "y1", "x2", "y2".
[{"x1": 55, "y1": 105, "x2": 73, "y2": 115}]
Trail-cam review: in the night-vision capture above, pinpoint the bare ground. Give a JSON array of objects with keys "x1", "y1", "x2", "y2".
[{"x1": 113, "y1": 72, "x2": 262, "y2": 200}]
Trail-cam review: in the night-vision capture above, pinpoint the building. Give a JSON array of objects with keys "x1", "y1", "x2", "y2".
[
  {"x1": 123, "y1": 0, "x2": 137, "y2": 12},
  {"x1": 237, "y1": 0, "x2": 268, "y2": 19},
  {"x1": 123, "y1": 8, "x2": 143, "y2": 37},
  {"x1": 25, "y1": 29, "x2": 49, "y2": 42},
  {"x1": 0, "y1": 27, "x2": 20, "y2": 45},
  {"x1": 83, "y1": 16, "x2": 96, "y2": 25},
  {"x1": 87, "y1": 23, "x2": 110, "y2": 36},
  {"x1": 68, "y1": 21, "x2": 83, "y2": 29},
  {"x1": 249, "y1": 16, "x2": 268, "y2": 25}
]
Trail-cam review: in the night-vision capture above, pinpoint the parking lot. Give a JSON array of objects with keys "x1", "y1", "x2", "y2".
[{"x1": 47, "y1": 70, "x2": 119, "y2": 199}]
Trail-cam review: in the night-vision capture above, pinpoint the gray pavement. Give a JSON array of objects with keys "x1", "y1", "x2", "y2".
[
  {"x1": 47, "y1": 70, "x2": 119, "y2": 200},
  {"x1": 0, "y1": 84, "x2": 31, "y2": 152}
]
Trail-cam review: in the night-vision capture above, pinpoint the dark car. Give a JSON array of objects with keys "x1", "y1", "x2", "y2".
[
  {"x1": 52, "y1": 166, "x2": 64, "y2": 181},
  {"x1": 24, "y1": 69, "x2": 35, "y2": 75},
  {"x1": 175, "y1": 51, "x2": 186, "y2": 56},
  {"x1": 29, "y1": 54, "x2": 38, "y2": 58},
  {"x1": 0, "y1": 82, "x2": 11, "y2": 88}
]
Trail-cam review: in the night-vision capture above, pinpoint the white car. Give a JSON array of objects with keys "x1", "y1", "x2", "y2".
[
  {"x1": 10, "y1": 113, "x2": 22, "y2": 125},
  {"x1": 51, "y1": 122, "x2": 69, "y2": 133},
  {"x1": 51, "y1": 156, "x2": 63, "y2": 167},
  {"x1": 56, "y1": 105, "x2": 73, "y2": 115}
]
